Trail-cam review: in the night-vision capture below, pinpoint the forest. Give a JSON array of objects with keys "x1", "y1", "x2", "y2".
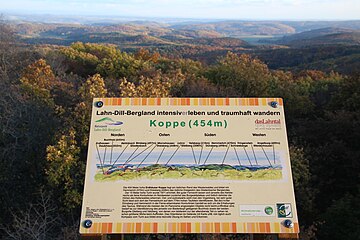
[{"x1": 0, "y1": 18, "x2": 360, "y2": 240}]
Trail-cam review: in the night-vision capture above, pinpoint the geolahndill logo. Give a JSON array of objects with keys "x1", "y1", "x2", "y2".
[{"x1": 95, "y1": 117, "x2": 123, "y2": 126}]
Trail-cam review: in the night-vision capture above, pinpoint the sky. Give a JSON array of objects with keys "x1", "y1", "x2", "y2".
[{"x1": 1, "y1": 0, "x2": 360, "y2": 20}]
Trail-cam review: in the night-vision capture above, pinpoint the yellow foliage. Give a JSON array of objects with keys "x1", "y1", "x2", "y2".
[
  {"x1": 119, "y1": 70, "x2": 185, "y2": 97},
  {"x1": 20, "y1": 59, "x2": 55, "y2": 90},
  {"x1": 135, "y1": 48, "x2": 160, "y2": 63},
  {"x1": 78, "y1": 73, "x2": 108, "y2": 102},
  {"x1": 46, "y1": 129, "x2": 84, "y2": 210}
]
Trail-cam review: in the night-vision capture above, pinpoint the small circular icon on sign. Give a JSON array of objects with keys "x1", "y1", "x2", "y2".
[
  {"x1": 264, "y1": 206, "x2": 273, "y2": 215},
  {"x1": 83, "y1": 220, "x2": 93, "y2": 229},
  {"x1": 95, "y1": 101, "x2": 104, "y2": 108},
  {"x1": 270, "y1": 101, "x2": 278, "y2": 108}
]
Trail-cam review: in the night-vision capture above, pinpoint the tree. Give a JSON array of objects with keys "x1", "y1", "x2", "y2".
[
  {"x1": 20, "y1": 59, "x2": 56, "y2": 90},
  {"x1": 74, "y1": 74, "x2": 108, "y2": 147},
  {"x1": 176, "y1": 75, "x2": 226, "y2": 97},
  {"x1": 289, "y1": 146, "x2": 314, "y2": 225},
  {"x1": 1, "y1": 189, "x2": 60, "y2": 240},
  {"x1": 206, "y1": 52, "x2": 272, "y2": 96},
  {"x1": 268, "y1": 70, "x2": 315, "y2": 120},
  {"x1": 119, "y1": 70, "x2": 185, "y2": 97},
  {"x1": 0, "y1": 78, "x2": 58, "y2": 233},
  {"x1": 317, "y1": 193, "x2": 360, "y2": 240},
  {"x1": 19, "y1": 59, "x2": 57, "y2": 107},
  {"x1": 46, "y1": 129, "x2": 84, "y2": 211},
  {"x1": 78, "y1": 73, "x2": 107, "y2": 103},
  {"x1": 135, "y1": 48, "x2": 160, "y2": 63},
  {"x1": 96, "y1": 50, "x2": 150, "y2": 81},
  {"x1": 0, "y1": 18, "x2": 15, "y2": 80},
  {"x1": 60, "y1": 43, "x2": 100, "y2": 77},
  {"x1": 0, "y1": 18, "x2": 39, "y2": 83}
]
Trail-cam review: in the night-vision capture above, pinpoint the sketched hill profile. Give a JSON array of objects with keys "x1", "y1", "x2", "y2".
[{"x1": 96, "y1": 117, "x2": 115, "y2": 122}]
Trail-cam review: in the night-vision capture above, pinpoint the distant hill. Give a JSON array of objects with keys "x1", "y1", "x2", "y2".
[
  {"x1": 9, "y1": 20, "x2": 360, "y2": 46},
  {"x1": 12, "y1": 22, "x2": 251, "y2": 50},
  {"x1": 275, "y1": 28, "x2": 360, "y2": 46},
  {"x1": 298, "y1": 53, "x2": 360, "y2": 74},
  {"x1": 173, "y1": 37, "x2": 250, "y2": 48},
  {"x1": 276, "y1": 28, "x2": 354, "y2": 43},
  {"x1": 253, "y1": 45, "x2": 360, "y2": 74},
  {"x1": 5, "y1": 18, "x2": 360, "y2": 74},
  {"x1": 283, "y1": 20, "x2": 360, "y2": 33},
  {"x1": 6, "y1": 14, "x2": 360, "y2": 37},
  {"x1": 170, "y1": 21, "x2": 297, "y2": 36},
  {"x1": 170, "y1": 20, "x2": 360, "y2": 37}
]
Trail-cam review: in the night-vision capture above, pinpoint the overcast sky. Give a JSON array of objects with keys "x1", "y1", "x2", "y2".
[{"x1": 1, "y1": 0, "x2": 359, "y2": 20}]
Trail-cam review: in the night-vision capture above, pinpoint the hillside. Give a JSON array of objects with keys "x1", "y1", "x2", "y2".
[
  {"x1": 11, "y1": 19, "x2": 360, "y2": 43},
  {"x1": 1, "y1": 16, "x2": 360, "y2": 240},
  {"x1": 253, "y1": 45, "x2": 360, "y2": 74},
  {"x1": 276, "y1": 20, "x2": 360, "y2": 32},
  {"x1": 274, "y1": 28, "x2": 360, "y2": 46},
  {"x1": 276, "y1": 27, "x2": 354, "y2": 43},
  {"x1": 172, "y1": 37, "x2": 250, "y2": 48},
  {"x1": 294, "y1": 32, "x2": 360, "y2": 46},
  {"x1": 170, "y1": 21, "x2": 297, "y2": 36},
  {"x1": 6, "y1": 19, "x2": 360, "y2": 74}
]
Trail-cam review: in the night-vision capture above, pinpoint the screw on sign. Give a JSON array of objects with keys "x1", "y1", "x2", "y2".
[
  {"x1": 95, "y1": 101, "x2": 104, "y2": 108},
  {"x1": 83, "y1": 220, "x2": 92, "y2": 228},
  {"x1": 283, "y1": 219, "x2": 294, "y2": 228},
  {"x1": 270, "y1": 101, "x2": 278, "y2": 108}
]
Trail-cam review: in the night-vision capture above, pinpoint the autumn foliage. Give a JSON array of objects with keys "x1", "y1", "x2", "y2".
[{"x1": 0, "y1": 41, "x2": 360, "y2": 240}]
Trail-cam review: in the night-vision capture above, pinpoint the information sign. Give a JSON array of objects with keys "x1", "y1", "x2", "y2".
[{"x1": 80, "y1": 98, "x2": 299, "y2": 234}]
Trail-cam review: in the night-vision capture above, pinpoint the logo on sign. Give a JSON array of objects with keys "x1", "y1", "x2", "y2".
[
  {"x1": 96, "y1": 117, "x2": 123, "y2": 126},
  {"x1": 277, "y1": 203, "x2": 292, "y2": 218},
  {"x1": 264, "y1": 206, "x2": 274, "y2": 215}
]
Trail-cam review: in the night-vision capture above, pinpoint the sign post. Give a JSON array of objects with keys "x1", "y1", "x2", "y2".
[{"x1": 80, "y1": 98, "x2": 299, "y2": 238}]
